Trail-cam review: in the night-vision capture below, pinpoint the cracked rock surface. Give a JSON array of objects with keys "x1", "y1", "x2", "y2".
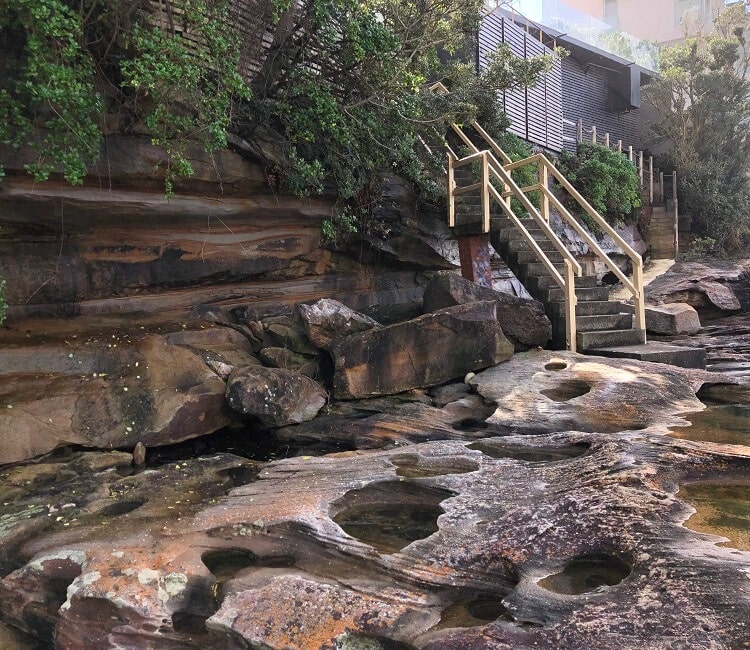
[{"x1": 0, "y1": 351, "x2": 748, "y2": 649}]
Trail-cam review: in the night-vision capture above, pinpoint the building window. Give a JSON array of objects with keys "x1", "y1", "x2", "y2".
[{"x1": 604, "y1": 0, "x2": 619, "y2": 27}]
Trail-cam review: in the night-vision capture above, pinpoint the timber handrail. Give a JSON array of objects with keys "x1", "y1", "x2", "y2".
[
  {"x1": 448, "y1": 142, "x2": 582, "y2": 351},
  {"x1": 431, "y1": 80, "x2": 645, "y2": 347},
  {"x1": 469, "y1": 131, "x2": 646, "y2": 335}
]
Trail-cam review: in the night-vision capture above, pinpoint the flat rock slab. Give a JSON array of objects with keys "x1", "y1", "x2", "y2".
[
  {"x1": 469, "y1": 349, "x2": 711, "y2": 434},
  {"x1": 331, "y1": 301, "x2": 514, "y2": 399}
]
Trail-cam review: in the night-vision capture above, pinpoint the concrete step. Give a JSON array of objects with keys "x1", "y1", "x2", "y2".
[
  {"x1": 546, "y1": 285, "x2": 610, "y2": 303},
  {"x1": 526, "y1": 273, "x2": 600, "y2": 291},
  {"x1": 584, "y1": 342, "x2": 706, "y2": 369},
  {"x1": 576, "y1": 313, "x2": 633, "y2": 332},
  {"x1": 578, "y1": 328, "x2": 646, "y2": 350}
]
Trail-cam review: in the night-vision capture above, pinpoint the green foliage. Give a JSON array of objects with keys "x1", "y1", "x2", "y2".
[
  {"x1": 0, "y1": 0, "x2": 249, "y2": 193},
  {"x1": 321, "y1": 207, "x2": 359, "y2": 244},
  {"x1": 494, "y1": 132, "x2": 539, "y2": 214},
  {"x1": 643, "y1": 3, "x2": 750, "y2": 253},
  {"x1": 555, "y1": 143, "x2": 641, "y2": 231},
  {"x1": 0, "y1": 0, "x2": 102, "y2": 184},
  {"x1": 682, "y1": 236, "x2": 719, "y2": 261},
  {"x1": 242, "y1": 0, "x2": 557, "y2": 218}
]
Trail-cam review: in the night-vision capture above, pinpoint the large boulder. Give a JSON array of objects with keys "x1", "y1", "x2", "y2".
[
  {"x1": 331, "y1": 301, "x2": 514, "y2": 399},
  {"x1": 298, "y1": 298, "x2": 380, "y2": 350},
  {"x1": 0, "y1": 333, "x2": 235, "y2": 465},
  {"x1": 226, "y1": 366, "x2": 327, "y2": 427},
  {"x1": 423, "y1": 271, "x2": 551, "y2": 350},
  {"x1": 644, "y1": 260, "x2": 750, "y2": 320},
  {"x1": 645, "y1": 302, "x2": 702, "y2": 335}
]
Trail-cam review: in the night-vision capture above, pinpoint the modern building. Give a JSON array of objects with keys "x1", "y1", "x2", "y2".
[
  {"x1": 560, "y1": 0, "x2": 740, "y2": 45},
  {"x1": 480, "y1": 2, "x2": 659, "y2": 153}
]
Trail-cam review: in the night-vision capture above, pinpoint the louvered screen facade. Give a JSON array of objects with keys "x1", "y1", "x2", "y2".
[
  {"x1": 479, "y1": 13, "x2": 564, "y2": 152},
  {"x1": 560, "y1": 56, "x2": 640, "y2": 152}
]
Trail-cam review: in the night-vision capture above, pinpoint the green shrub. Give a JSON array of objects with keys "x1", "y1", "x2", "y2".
[{"x1": 555, "y1": 143, "x2": 641, "y2": 231}]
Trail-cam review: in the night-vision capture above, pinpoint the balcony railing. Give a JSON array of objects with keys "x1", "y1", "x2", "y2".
[{"x1": 505, "y1": 0, "x2": 659, "y2": 71}]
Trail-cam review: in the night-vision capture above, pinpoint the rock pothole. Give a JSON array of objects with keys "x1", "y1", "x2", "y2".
[
  {"x1": 540, "y1": 380, "x2": 592, "y2": 402},
  {"x1": 331, "y1": 482, "x2": 454, "y2": 554},
  {"x1": 467, "y1": 440, "x2": 590, "y2": 464},
  {"x1": 389, "y1": 454, "x2": 479, "y2": 478},
  {"x1": 679, "y1": 481, "x2": 750, "y2": 552},
  {"x1": 436, "y1": 594, "x2": 513, "y2": 629},
  {"x1": 537, "y1": 554, "x2": 631, "y2": 595},
  {"x1": 451, "y1": 418, "x2": 489, "y2": 432}
]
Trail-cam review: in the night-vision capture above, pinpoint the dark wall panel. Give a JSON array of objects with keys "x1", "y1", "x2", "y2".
[
  {"x1": 560, "y1": 56, "x2": 640, "y2": 152},
  {"x1": 478, "y1": 14, "x2": 563, "y2": 152}
]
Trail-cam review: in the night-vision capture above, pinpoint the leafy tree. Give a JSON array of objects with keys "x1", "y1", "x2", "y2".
[
  {"x1": 242, "y1": 0, "x2": 558, "y2": 226},
  {"x1": 643, "y1": 2, "x2": 750, "y2": 253},
  {"x1": 0, "y1": 0, "x2": 249, "y2": 193}
]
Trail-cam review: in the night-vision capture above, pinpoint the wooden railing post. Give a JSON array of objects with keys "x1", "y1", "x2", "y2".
[
  {"x1": 628, "y1": 146, "x2": 634, "y2": 164},
  {"x1": 564, "y1": 259, "x2": 577, "y2": 352},
  {"x1": 591, "y1": 125, "x2": 597, "y2": 144},
  {"x1": 604, "y1": 132, "x2": 610, "y2": 148},
  {"x1": 617, "y1": 140, "x2": 622, "y2": 153},
  {"x1": 577, "y1": 119, "x2": 583, "y2": 144},
  {"x1": 673, "y1": 171, "x2": 679, "y2": 256},
  {"x1": 659, "y1": 171, "x2": 664, "y2": 205},
  {"x1": 540, "y1": 160, "x2": 549, "y2": 223},
  {"x1": 649, "y1": 156, "x2": 654, "y2": 206},
  {"x1": 481, "y1": 152, "x2": 490, "y2": 234},
  {"x1": 633, "y1": 260, "x2": 646, "y2": 343},
  {"x1": 447, "y1": 154, "x2": 455, "y2": 227},
  {"x1": 638, "y1": 151, "x2": 644, "y2": 186}
]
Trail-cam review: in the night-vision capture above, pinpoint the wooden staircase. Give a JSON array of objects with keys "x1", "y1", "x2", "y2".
[
  {"x1": 436, "y1": 82, "x2": 704, "y2": 368},
  {"x1": 491, "y1": 217, "x2": 642, "y2": 350},
  {"x1": 453, "y1": 168, "x2": 644, "y2": 351}
]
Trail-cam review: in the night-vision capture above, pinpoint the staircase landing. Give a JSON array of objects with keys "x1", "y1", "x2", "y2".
[{"x1": 583, "y1": 341, "x2": 706, "y2": 369}]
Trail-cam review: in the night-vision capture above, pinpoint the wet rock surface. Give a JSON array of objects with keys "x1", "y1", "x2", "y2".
[
  {"x1": 226, "y1": 365, "x2": 327, "y2": 427},
  {"x1": 0, "y1": 329, "x2": 237, "y2": 465},
  {"x1": 0, "y1": 349, "x2": 748, "y2": 649}
]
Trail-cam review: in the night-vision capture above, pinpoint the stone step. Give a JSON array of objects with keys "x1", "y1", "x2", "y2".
[
  {"x1": 514, "y1": 249, "x2": 565, "y2": 265},
  {"x1": 546, "y1": 285, "x2": 610, "y2": 303},
  {"x1": 576, "y1": 312, "x2": 633, "y2": 332},
  {"x1": 520, "y1": 263, "x2": 599, "y2": 286},
  {"x1": 578, "y1": 328, "x2": 646, "y2": 350},
  {"x1": 584, "y1": 342, "x2": 706, "y2": 369},
  {"x1": 549, "y1": 300, "x2": 625, "y2": 318},
  {"x1": 526, "y1": 273, "x2": 600, "y2": 291}
]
